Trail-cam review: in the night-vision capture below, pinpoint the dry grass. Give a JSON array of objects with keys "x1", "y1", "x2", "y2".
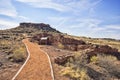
[
  {"x1": 97, "y1": 54, "x2": 120, "y2": 78},
  {"x1": 11, "y1": 46, "x2": 26, "y2": 62},
  {"x1": 60, "y1": 52, "x2": 90, "y2": 80},
  {"x1": 57, "y1": 42, "x2": 65, "y2": 49},
  {"x1": 60, "y1": 66, "x2": 90, "y2": 80}
]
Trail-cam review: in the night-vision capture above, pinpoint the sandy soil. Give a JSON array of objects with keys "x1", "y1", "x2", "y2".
[{"x1": 14, "y1": 39, "x2": 53, "y2": 80}]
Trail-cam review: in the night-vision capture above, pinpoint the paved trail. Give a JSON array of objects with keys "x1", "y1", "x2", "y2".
[{"x1": 13, "y1": 39, "x2": 53, "y2": 80}]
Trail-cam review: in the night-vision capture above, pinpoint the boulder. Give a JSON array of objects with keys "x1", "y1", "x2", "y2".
[{"x1": 54, "y1": 55, "x2": 74, "y2": 65}]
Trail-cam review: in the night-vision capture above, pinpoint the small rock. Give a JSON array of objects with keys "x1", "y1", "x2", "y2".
[{"x1": 0, "y1": 62, "x2": 3, "y2": 67}]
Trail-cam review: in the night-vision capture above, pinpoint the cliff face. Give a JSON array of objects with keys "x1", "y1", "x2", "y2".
[
  {"x1": 20, "y1": 23, "x2": 50, "y2": 28},
  {"x1": 19, "y1": 22, "x2": 60, "y2": 32}
]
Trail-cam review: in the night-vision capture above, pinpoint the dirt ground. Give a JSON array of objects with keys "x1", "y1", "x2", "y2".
[
  {"x1": 40, "y1": 45, "x2": 75, "y2": 80},
  {"x1": 0, "y1": 52, "x2": 22, "y2": 80},
  {"x1": 41, "y1": 45, "x2": 120, "y2": 80},
  {"x1": 15, "y1": 39, "x2": 53, "y2": 80}
]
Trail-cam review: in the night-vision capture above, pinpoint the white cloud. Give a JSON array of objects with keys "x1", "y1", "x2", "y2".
[
  {"x1": 16, "y1": 0, "x2": 51, "y2": 2},
  {"x1": 47, "y1": 16, "x2": 69, "y2": 27},
  {"x1": 18, "y1": 15, "x2": 30, "y2": 21},
  {"x1": 16, "y1": 0, "x2": 71, "y2": 12},
  {"x1": 15, "y1": 0, "x2": 102, "y2": 13},
  {"x1": 0, "y1": 0, "x2": 29, "y2": 21},
  {"x1": 0, "y1": 0, "x2": 17, "y2": 17},
  {"x1": 0, "y1": 19, "x2": 18, "y2": 29},
  {"x1": 70, "y1": 18, "x2": 102, "y2": 28},
  {"x1": 104, "y1": 25, "x2": 120, "y2": 30}
]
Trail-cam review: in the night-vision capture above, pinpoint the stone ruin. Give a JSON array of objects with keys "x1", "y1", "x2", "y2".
[
  {"x1": 86, "y1": 45, "x2": 120, "y2": 60},
  {"x1": 31, "y1": 32, "x2": 120, "y2": 64},
  {"x1": 54, "y1": 44, "x2": 120, "y2": 65},
  {"x1": 31, "y1": 32, "x2": 86, "y2": 50}
]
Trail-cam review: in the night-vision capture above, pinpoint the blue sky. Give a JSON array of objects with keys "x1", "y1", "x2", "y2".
[{"x1": 0, "y1": 0, "x2": 120, "y2": 39}]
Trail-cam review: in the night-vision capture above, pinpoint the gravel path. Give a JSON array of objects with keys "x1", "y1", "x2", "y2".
[{"x1": 14, "y1": 39, "x2": 53, "y2": 80}]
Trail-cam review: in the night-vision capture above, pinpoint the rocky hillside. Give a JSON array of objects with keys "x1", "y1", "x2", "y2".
[
  {"x1": 0, "y1": 22, "x2": 120, "y2": 80},
  {"x1": 31, "y1": 32, "x2": 120, "y2": 80},
  {"x1": 0, "y1": 22, "x2": 60, "y2": 80},
  {"x1": 9, "y1": 23, "x2": 60, "y2": 34}
]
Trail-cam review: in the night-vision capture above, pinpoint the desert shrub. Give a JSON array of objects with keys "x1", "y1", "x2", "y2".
[
  {"x1": 97, "y1": 54, "x2": 120, "y2": 78},
  {"x1": 60, "y1": 52, "x2": 91, "y2": 80},
  {"x1": 57, "y1": 42, "x2": 64, "y2": 49},
  {"x1": 90, "y1": 56, "x2": 98, "y2": 64},
  {"x1": 73, "y1": 52, "x2": 88, "y2": 66},
  {"x1": 97, "y1": 54, "x2": 117, "y2": 65},
  {"x1": 11, "y1": 47, "x2": 26, "y2": 62},
  {"x1": 60, "y1": 66, "x2": 90, "y2": 80}
]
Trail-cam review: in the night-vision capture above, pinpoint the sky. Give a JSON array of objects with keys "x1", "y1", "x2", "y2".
[{"x1": 0, "y1": 0, "x2": 120, "y2": 39}]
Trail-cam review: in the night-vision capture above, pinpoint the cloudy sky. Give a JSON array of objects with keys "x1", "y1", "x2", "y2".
[{"x1": 0, "y1": 0, "x2": 120, "y2": 39}]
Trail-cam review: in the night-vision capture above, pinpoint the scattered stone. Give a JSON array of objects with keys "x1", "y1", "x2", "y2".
[
  {"x1": 32, "y1": 33, "x2": 120, "y2": 59},
  {"x1": 31, "y1": 33, "x2": 86, "y2": 51}
]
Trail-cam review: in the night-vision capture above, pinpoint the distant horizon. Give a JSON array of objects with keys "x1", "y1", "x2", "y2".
[
  {"x1": 0, "y1": 0, "x2": 120, "y2": 39},
  {"x1": 0, "y1": 22, "x2": 120, "y2": 40}
]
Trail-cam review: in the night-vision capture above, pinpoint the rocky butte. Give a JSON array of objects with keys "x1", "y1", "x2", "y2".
[{"x1": 19, "y1": 22, "x2": 60, "y2": 32}]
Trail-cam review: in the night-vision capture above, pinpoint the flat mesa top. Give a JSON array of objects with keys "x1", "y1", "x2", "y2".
[{"x1": 20, "y1": 23, "x2": 50, "y2": 27}]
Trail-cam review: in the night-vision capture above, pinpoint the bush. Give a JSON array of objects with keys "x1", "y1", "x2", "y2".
[
  {"x1": 97, "y1": 54, "x2": 117, "y2": 66},
  {"x1": 90, "y1": 56, "x2": 98, "y2": 64},
  {"x1": 97, "y1": 54, "x2": 120, "y2": 78},
  {"x1": 11, "y1": 47, "x2": 26, "y2": 62},
  {"x1": 60, "y1": 52, "x2": 90, "y2": 80},
  {"x1": 60, "y1": 66, "x2": 90, "y2": 80},
  {"x1": 57, "y1": 42, "x2": 64, "y2": 49},
  {"x1": 73, "y1": 52, "x2": 88, "y2": 66}
]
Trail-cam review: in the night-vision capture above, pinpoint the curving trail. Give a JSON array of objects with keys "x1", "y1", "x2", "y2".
[{"x1": 12, "y1": 39, "x2": 53, "y2": 80}]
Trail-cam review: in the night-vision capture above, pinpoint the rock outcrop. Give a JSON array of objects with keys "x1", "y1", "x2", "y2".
[
  {"x1": 86, "y1": 45, "x2": 120, "y2": 60},
  {"x1": 31, "y1": 32, "x2": 120, "y2": 60},
  {"x1": 54, "y1": 55, "x2": 74, "y2": 65},
  {"x1": 20, "y1": 22, "x2": 60, "y2": 32},
  {"x1": 31, "y1": 33, "x2": 86, "y2": 51}
]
